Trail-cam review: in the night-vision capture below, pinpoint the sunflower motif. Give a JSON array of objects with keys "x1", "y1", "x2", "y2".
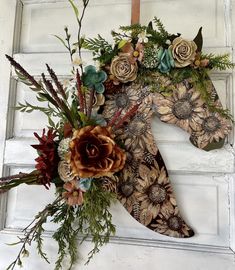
[
  {"x1": 150, "y1": 206, "x2": 194, "y2": 238},
  {"x1": 102, "y1": 84, "x2": 141, "y2": 119},
  {"x1": 191, "y1": 110, "x2": 232, "y2": 149},
  {"x1": 117, "y1": 166, "x2": 139, "y2": 213},
  {"x1": 135, "y1": 164, "x2": 176, "y2": 225},
  {"x1": 153, "y1": 82, "x2": 206, "y2": 133},
  {"x1": 116, "y1": 105, "x2": 157, "y2": 154}
]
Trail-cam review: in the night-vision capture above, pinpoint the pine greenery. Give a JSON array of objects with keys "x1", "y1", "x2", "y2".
[
  {"x1": 153, "y1": 17, "x2": 169, "y2": 38},
  {"x1": 202, "y1": 53, "x2": 235, "y2": 70}
]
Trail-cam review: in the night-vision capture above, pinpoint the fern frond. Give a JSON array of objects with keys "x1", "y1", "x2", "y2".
[{"x1": 83, "y1": 34, "x2": 112, "y2": 53}]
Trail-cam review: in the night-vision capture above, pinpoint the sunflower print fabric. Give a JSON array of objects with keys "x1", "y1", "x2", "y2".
[
  {"x1": 153, "y1": 77, "x2": 232, "y2": 151},
  {"x1": 103, "y1": 83, "x2": 194, "y2": 238}
]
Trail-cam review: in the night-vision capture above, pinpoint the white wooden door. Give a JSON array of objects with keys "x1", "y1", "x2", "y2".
[{"x1": 1, "y1": 0, "x2": 235, "y2": 269}]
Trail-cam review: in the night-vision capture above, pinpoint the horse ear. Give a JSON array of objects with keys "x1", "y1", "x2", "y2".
[
  {"x1": 147, "y1": 21, "x2": 153, "y2": 30},
  {"x1": 193, "y1": 27, "x2": 203, "y2": 52}
]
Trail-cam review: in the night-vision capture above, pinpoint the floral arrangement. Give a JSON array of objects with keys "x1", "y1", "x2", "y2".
[{"x1": 0, "y1": 0, "x2": 233, "y2": 269}]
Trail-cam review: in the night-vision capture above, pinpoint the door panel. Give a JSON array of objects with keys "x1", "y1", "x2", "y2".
[{"x1": 0, "y1": 0, "x2": 235, "y2": 269}]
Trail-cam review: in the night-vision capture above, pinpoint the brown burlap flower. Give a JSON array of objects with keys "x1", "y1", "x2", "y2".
[
  {"x1": 110, "y1": 54, "x2": 138, "y2": 83},
  {"x1": 169, "y1": 37, "x2": 197, "y2": 67},
  {"x1": 68, "y1": 126, "x2": 126, "y2": 178}
]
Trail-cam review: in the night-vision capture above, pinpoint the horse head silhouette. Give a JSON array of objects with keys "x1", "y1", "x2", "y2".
[
  {"x1": 101, "y1": 38, "x2": 232, "y2": 238},
  {"x1": 102, "y1": 74, "x2": 232, "y2": 238}
]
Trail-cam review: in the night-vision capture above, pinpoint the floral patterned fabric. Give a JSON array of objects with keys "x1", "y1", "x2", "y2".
[
  {"x1": 153, "y1": 76, "x2": 232, "y2": 151},
  {"x1": 102, "y1": 75, "x2": 231, "y2": 238},
  {"x1": 103, "y1": 83, "x2": 194, "y2": 238}
]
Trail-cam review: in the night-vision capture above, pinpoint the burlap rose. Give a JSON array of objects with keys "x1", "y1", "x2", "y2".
[
  {"x1": 169, "y1": 37, "x2": 197, "y2": 67},
  {"x1": 110, "y1": 54, "x2": 138, "y2": 83},
  {"x1": 68, "y1": 126, "x2": 126, "y2": 178}
]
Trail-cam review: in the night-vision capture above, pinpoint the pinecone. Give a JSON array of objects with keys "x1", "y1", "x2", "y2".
[{"x1": 100, "y1": 176, "x2": 119, "y2": 193}]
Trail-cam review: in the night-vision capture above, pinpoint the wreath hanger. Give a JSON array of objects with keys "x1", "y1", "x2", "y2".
[{"x1": 131, "y1": 0, "x2": 140, "y2": 24}]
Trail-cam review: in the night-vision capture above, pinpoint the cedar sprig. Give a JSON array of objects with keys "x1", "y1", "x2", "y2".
[
  {"x1": 52, "y1": 204, "x2": 79, "y2": 270},
  {"x1": 153, "y1": 17, "x2": 169, "y2": 38},
  {"x1": 119, "y1": 24, "x2": 147, "y2": 39},
  {"x1": 77, "y1": 182, "x2": 116, "y2": 264},
  {"x1": 201, "y1": 53, "x2": 235, "y2": 70},
  {"x1": 6, "y1": 197, "x2": 62, "y2": 270}
]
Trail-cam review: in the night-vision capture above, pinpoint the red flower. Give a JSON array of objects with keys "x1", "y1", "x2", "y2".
[{"x1": 31, "y1": 129, "x2": 59, "y2": 189}]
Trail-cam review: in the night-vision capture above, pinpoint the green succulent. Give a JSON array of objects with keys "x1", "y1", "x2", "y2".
[{"x1": 82, "y1": 65, "x2": 107, "y2": 93}]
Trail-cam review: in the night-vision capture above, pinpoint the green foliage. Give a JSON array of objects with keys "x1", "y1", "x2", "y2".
[
  {"x1": 78, "y1": 182, "x2": 116, "y2": 264},
  {"x1": 50, "y1": 182, "x2": 116, "y2": 268},
  {"x1": 153, "y1": 17, "x2": 169, "y2": 39},
  {"x1": 52, "y1": 204, "x2": 79, "y2": 270},
  {"x1": 15, "y1": 69, "x2": 42, "y2": 92},
  {"x1": 83, "y1": 35, "x2": 115, "y2": 65},
  {"x1": 119, "y1": 24, "x2": 147, "y2": 39},
  {"x1": 6, "y1": 197, "x2": 62, "y2": 270},
  {"x1": 15, "y1": 101, "x2": 64, "y2": 133},
  {"x1": 202, "y1": 53, "x2": 235, "y2": 70},
  {"x1": 68, "y1": 0, "x2": 79, "y2": 19}
]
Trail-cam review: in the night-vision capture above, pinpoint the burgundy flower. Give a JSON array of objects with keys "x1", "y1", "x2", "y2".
[{"x1": 31, "y1": 129, "x2": 59, "y2": 189}]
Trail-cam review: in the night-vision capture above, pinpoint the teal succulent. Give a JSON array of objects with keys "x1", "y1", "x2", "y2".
[
  {"x1": 157, "y1": 47, "x2": 175, "y2": 73},
  {"x1": 78, "y1": 178, "x2": 93, "y2": 191},
  {"x1": 82, "y1": 65, "x2": 107, "y2": 93}
]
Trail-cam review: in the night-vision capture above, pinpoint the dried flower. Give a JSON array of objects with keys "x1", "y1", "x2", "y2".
[
  {"x1": 169, "y1": 37, "x2": 197, "y2": 67},
  {"x1": 62, "y1": 180, "x2": 83, "y2": 206},
  {"x1": 142, "y1": 46, "x2": 159, "y2": 69},
  {"x1": 121, "y1": 42, "x2": 144, "y2": 63},
  {"x1": 58, "y1": 160, "x2": 74, "y2": 182},
  {"x1": 31, "y1": 129, "x2": 59, "y2": 189},
  {"x1": 68, "y1": 126, "x2": 126, "y2": 178},
  {"x1": 58, "y1": 138, "x2": 71, "y2": 159},
  {"x1": 110, "y1": 55, "x2": 138, "y2": 83},
  {"x1": 137, "y1": 31, "x2": 151, "y2": 43}
]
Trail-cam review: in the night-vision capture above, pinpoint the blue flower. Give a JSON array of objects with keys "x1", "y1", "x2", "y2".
[
  {"x1": 78, "y1": 178, "x2": 93, "y2": 191},
  {"x1": 82, "y1": 65, "x2": 107, "y2": 94},
  {"x1": 91, "y1": 112, "x2": 107, "y2": 126},
  {"x1": 157, "y1": 47, "x2": 175, "y2": 73}
]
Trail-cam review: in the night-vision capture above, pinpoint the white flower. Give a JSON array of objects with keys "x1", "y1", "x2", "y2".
[
  {"x1": 137, "y1": 31, "x2": 151, "y2": 43},
  {"x1": 58, "y1": 138, "x2": 71, "y2": 159},
  {"x1": 72, "y1": 56, "x2": 86, "y2": 67},
  {"x1": 165, "y1": 39, "x2": 171, "y2": 45}
]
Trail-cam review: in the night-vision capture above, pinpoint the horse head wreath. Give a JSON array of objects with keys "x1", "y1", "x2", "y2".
[
  {"x1": 0, "y1": 8, "x2": 234, "y2": 270},
  {"x1": 88, "y1": 21, "x2": 233, "y2": 238}
]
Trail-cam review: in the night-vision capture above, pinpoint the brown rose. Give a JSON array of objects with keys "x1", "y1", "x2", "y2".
[
  {"x1": 169, "y1": 37, "x2": 197, "y2": 67},
  {"x1": 110, "y1": 54, "x2": 138, "y2": 83},
  {"x1": 68, "y1": 126, "x2": 126, "y2": 178}
]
